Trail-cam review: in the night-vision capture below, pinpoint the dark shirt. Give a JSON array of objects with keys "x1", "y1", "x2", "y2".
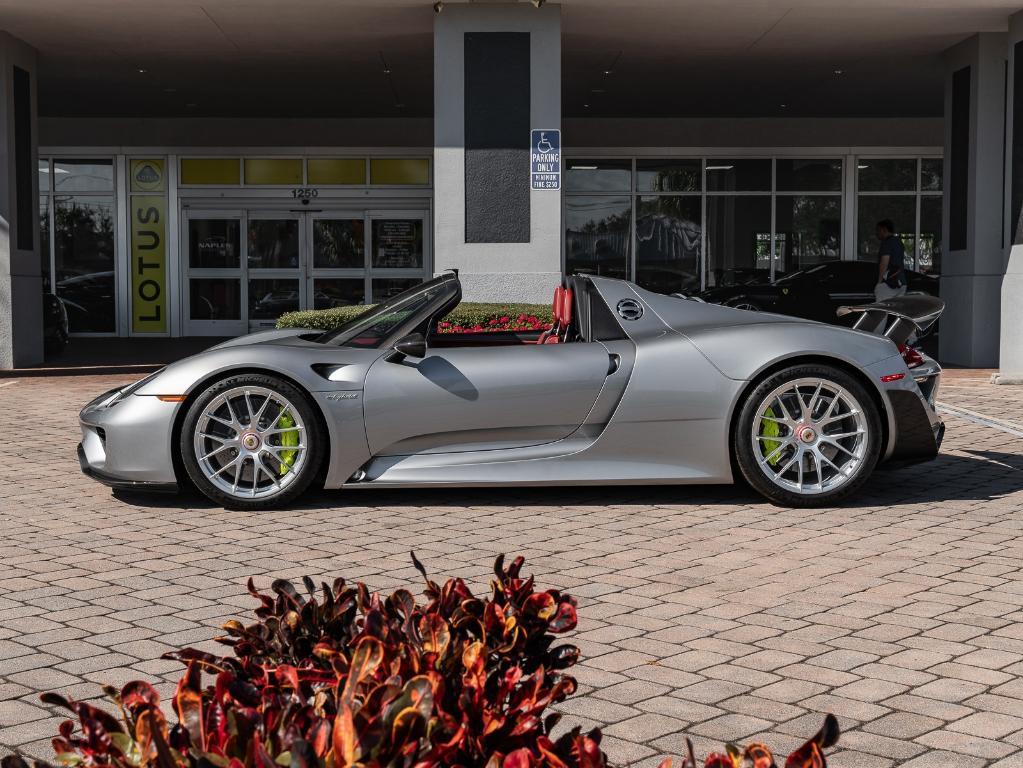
[{"x1": 878, "y1": 235, "x2": 907, "y2": 286}]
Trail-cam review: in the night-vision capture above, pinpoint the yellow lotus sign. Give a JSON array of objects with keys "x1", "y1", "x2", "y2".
[{"x1": 129, "y1": 159, "x2": 167, "y2": 333}]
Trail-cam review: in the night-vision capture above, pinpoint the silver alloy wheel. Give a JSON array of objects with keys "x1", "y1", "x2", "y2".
[
  {"x1": 731, "y1": 301, "x2": 760, "y2": 312},
  {"x1": 751, "y1": 377, "x2": 869, "y2": 496},
  {"x1": 193, "y1": 386, "x2": 307, "y2": 499}
]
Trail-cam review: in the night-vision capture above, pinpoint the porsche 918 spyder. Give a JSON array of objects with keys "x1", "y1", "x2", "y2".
[{"x1": 79, "y1": 273, "x2": 944, "y2": 509}]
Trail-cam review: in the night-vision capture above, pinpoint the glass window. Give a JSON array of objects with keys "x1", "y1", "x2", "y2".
[
  {"x1": 856, "y1": 195, "x2": 917, "y2": 267},
  {"x1": 371, "y1": 219, "x2": 424, "y2": 269},
  {"x1": 40, "y1": 196, "x2": 50, "y2": 289},
  {"x1": 38, "y1": 159, "x2": 49, "y2": 193},
  {"x1": 190, "y1": 279, "x2": 241, "y2": 320},
  {"x1": 369, "y1": 158, "x2": 429, "y2": 185},
  {"x1": 244, "y1": 158, "x2": 303, "y2": 185},
  {"x1": 705, "y1": 159, "x2": 771, "y2": 192},
  {"x1": 54, "y1": 196, "x2": 115, "y2": 332},
  {"x1": 372, "y1": 278, "x2": 423, "y2": 302},
  {"x1": 52, "y1": 159, "x2": 114, "y2": 193},
  {"x1": 921, "y1": 159, "x2": 943, "y2": 191},
  {"x1": 919, "y1": 196, "x2": 943, "y2": 274},
  {"x1": 636, "y1": 196, "x2": 701, "y2": 294},
  {"x1": 706, "y1": 196, "x2": 772, "y2": 287},
  {"x1": 565, "y1": 160, "x2": 632, "y2": 192},
  {"x1": 314, "y1": 219, "x2": 365, "y2": 269},
  {"x1": 776, "y1": 159, "x2": 842, "y2": 192},
  {"x1": 308, "y1": 158, "x2": 366, "y2": 185},
  {"x1": 248, "y1": 219, "x2": 299, "y2": 269},
  {"x1": 249, "y1": 279, "x2": 300, "y2": 319},
  {"x1": 180, "y1": 158, "x2": 241, "y2": 185},
  {"x1": 775, "y1": 196, "x2": 842, "y2": 273},
  {"x1": 189, "y1": 219, "x2": 241, "y2": 269},
  {"x1": 565, "y1": 196, "x2": 631, "y2": 280},
  {"x1": 314, "y1": 279, "x2": 366, "y2": 309},
  {"x1": 858, "y1": 158, "x2": 917, "y2": 191},
  {"x1": 637, "y1": 160, "x2": 701, "y2": 192}
]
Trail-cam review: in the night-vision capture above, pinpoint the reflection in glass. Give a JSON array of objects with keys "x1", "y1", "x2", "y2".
[
  {"x1": 857, "y1": 195, "x2": 916, "y2": 268},
  {"x1": 249, "y1": 279, "x2": 300, "y2": 319},
  {"x1": 371, "y1": 219, "x2": 424, "y2": 268},
  {"x1": 857, "y1": 158, "x2": 917, "y2": 191},
  {"x1": 706, "y1": 196, "x2": 772, "y2": 287},
  {"x1": 314, "y1": 219, "x2": 364, "y2": 269},
  {"x1": 40, "y1": 196, "x2": 51, "y2": 289},
  {"x1": 39, "y1": 159, "x2": 49, "y2": 193},
  {"x1": 53, "y1": 159, "x2": 114, "y2": 192},
  {"x1": 776, "y1": 159, "x2": 842, "y2": 191},
  {"x1": 565, "y1": 196, "x2": 632, "y2": 280},
  {"x1": 248, "y1": 219, "x2": 299, "y2": 269},
  {"x1": 54, "y1": 196, "x2": 115, "y2": 332},
  {"x1": 189, "y1": 219, "x2": 241, "y2": 268},
  {"x1": 637, "y1": 160, "x2": 701, "y2": 192},
  {"x1": 372, "y1": 278, "x2": 422, "y2": 301},
  {"x1": 705, "y1": 159, "x2": 771, "y2": 192},
  {"x1": 636, "y1": 196, "x2": 701, "y2": 294},
  {"x1": 564, "y1": 160, "x2": 632, "y2": 192},
  {"x1": 919, "y1": 196, "x2": 943, "y2": 275},
  {"x1": 190, "y1": 279, "x2": 241, "y2": 320},
  {"x1": 921, "y1": 159, "x2": 943, "y2": 192},
  {"x1": 775, "y1": 196, "x2": 841, "y2": 272},
  {"x1": 314, "y1": 279, "x2": 366, "y2": 309}
]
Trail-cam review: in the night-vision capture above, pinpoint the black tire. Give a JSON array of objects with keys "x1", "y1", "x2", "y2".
[
  {"x1": 180, "y1": 373, "x2": 325, "y2": 510},
  {"x1": 733, "y1": 364, "x2": 882, "y2": 508}
]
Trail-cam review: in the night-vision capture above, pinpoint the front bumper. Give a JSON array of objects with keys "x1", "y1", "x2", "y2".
[{"x1": 78, "y1": 386, "x2": 181, "y2": 492}]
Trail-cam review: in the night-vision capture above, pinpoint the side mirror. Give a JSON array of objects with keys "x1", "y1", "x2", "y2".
[{"x1": 392, "y1": 333, "x2": 426, "y2": 359}]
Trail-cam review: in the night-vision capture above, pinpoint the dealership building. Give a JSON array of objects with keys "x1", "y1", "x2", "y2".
[{"x1": 2, "y1": 1, "x2": 1023, "y2": 375}]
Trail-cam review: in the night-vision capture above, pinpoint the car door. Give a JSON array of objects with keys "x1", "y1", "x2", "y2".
[
  {"x1": 362, "y1": 342, "x2": 613, "y2": 456},
  {"x1": 823, "y1": 262, "x2": 877, "y2": 319}
]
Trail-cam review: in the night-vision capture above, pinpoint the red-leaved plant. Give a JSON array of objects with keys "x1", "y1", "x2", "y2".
[{"x1": 2, "y1": 555, "x2": 838, "y2": 768}]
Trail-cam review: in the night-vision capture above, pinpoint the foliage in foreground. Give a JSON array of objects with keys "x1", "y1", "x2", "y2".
[
  {"x1": 1, "y1": 555, "x2": 839, "y2": 768},
  {"x1": 277, "y1": 303, "x2": 553, "y2": 333}
]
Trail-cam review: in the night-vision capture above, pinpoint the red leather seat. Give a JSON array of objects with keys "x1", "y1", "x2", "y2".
[
  {"x1": 558, "y1": 288, "x2": 574, "y2": 342},
  {"x1": 539, "y1": 287, "x2": 564, "y2": 344}
]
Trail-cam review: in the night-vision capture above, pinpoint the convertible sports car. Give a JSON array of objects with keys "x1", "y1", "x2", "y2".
[{"x1": 79, "y1": 273, "x2": 944, "y2": 510}]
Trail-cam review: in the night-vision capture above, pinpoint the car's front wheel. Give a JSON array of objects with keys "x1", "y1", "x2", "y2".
[
  {"x1": 733, "y1": 364, "x2": 882, "y2": 507},
  {"x1": 180, "y1": 373, "x2": 324, "y2": 510}
]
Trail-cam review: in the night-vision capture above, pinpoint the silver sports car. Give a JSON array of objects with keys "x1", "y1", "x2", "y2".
[{"x1": 79, "y1": 273, "x2": 944, "y2": 509}]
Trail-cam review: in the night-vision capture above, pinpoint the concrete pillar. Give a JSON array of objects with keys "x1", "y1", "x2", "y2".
[
  {"x1": 433, "y1": 2, "x2": 561, "y2": 303},
  {"x1": 998, "y1": 13, "x2": 1023, "y2": 382},
  {"x1": 939, "y1": 33, "x2": 1006, "y2": 369},
  {"x1": 0, "y1": 31, "x2": 42, "y2": 369}
]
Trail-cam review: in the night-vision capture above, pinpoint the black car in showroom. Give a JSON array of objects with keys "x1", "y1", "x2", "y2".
[{"x1": 696, "y1": 261, "x2": 939, "y2": 324}]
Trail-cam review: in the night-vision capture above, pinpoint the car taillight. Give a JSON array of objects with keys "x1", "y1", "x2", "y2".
[{"x1": 898, "y1": 343, "x2": 924, "y2": 369}]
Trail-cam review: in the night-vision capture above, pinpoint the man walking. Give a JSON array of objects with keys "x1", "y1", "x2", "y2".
[{"x1": 875, "y1": 219, "x2": 907, "y2": 300}]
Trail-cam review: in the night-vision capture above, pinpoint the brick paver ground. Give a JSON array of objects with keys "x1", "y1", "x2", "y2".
[{"x1": 2, "y1": 369, "x2": 1023, "y2": 766}]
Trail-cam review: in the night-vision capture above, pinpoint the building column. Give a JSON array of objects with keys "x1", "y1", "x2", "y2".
[
  {"x1": 0, "y1": 31, "x2": 42, "y2": 369},
  {"x1": 939, "y1": 33, "x2": 1006, "y2": 369},
  {"x1": 998, "y1": 14, "x2": 1023, "y2": 382},
  {"x1": 433, "y1": 2, "x2": 561, "y2": 303}
]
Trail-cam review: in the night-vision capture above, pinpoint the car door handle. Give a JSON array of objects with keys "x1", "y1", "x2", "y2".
[{"x1": 607, "y1": 353, "x2": 620, "y2": 375}]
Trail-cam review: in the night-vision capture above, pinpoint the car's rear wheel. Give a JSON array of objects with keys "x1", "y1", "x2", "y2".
[
  {"x1": 180, "y1": 373, "x2": 324, "y2": 510},
  {"x1": 727, "y1": 298, "x2": 762, "y2": 312},
  {"x1": 734, "y1": 364, "x2": 882, "y2": 507}
]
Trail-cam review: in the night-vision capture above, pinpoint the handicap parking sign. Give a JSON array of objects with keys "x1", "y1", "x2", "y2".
[{"x1": 531, "y1": 129, "x2": 561, "y2": 190}]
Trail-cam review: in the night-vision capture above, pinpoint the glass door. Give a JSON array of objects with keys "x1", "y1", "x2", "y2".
[
  {"x1": 184, "y1": 210, "x2": 246, "y2": 336},
  {"x1": 307, "y1": 213, "x2": 368, "y2": 310},
  {"x1": 247, "y1": 212, "x2": 304, "y2": 331},
  {"x1": 366, "y1": 211, "x2": 428, "y2": 301}
]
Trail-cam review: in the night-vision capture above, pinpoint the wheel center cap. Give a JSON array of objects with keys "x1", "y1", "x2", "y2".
[
  {"x1": 241, "y1": 431, "x2": 261, "y2": 451},
  {"x1": 797, "y1": 424, "x2": 817, "y2": 444}
]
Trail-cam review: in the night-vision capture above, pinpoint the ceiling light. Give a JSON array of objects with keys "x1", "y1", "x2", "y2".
[
  {"x1": 570, "y1": 165, "x2": 598, "y2": 170},
  {"x1": 433, "y1": 1, "x2": 443, "y2": 12},
  {"x1": 857, "y1": 164, "x2": 869, "y2": 169},
  {"x1": 779, "y1": 103, "x2": 787, "y2": 108},
  {"x1": 706, "y1": 165, "x2": 734, "y2": 171},
  {"x1": 137, "y1": 68, "x2": 147, "y2": 74},
  {"x1": 834, "y1": 68, "x2": 844, "y2": 75}
]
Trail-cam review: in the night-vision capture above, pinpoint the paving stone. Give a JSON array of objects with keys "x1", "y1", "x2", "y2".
[
  {"x1": 863, "y1": 713, "x2": 944, "y2": 739},
  {"x1": 948, "y1": 712, "x2": 1023, "y2": 740}
]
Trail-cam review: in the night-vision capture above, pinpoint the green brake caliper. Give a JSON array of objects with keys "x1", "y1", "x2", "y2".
[
  {"x1": 277, "y1": 411, "x2": 299, "y2": 476},
  {"x1": 760, "y1": 406, "x2": 782, "y2": 466}
]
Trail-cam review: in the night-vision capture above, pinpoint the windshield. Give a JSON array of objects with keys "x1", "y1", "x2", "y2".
[{"x1": 317, "y1": 276, "x2": 455, "y2": 347}]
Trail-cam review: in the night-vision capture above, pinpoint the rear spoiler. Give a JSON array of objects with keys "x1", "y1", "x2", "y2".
[{"x1": 836, "y1": 294, "x2": 944, "y2": 345}]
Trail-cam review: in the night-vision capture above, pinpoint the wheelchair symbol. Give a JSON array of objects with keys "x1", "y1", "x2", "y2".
[{"x1": 536, "y1": 132, "x2": 554, "y2": 153}]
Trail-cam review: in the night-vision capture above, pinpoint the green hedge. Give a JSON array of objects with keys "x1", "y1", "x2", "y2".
[{"x1": 277, "y1": 302, "x2": 554, "y2": 332}]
